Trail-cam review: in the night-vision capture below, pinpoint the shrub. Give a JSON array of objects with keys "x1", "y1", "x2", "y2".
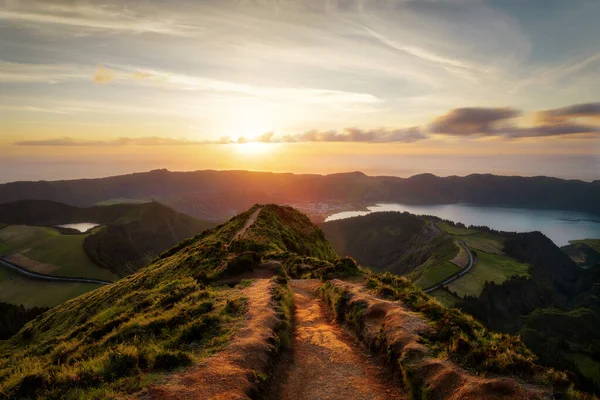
[
  {"x1": 177, "y1": 315, "x2": 221, "y2": 345},
  {"x1": 103, "y1": 345, "x2": 140, "y2": 381},
  {"x1": 153, "y1": 351, "x2": 192, "y2": 370}
]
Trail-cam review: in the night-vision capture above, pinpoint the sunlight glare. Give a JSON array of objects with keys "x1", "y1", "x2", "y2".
[{"x1": 235, "y1": 142, "x2": 273, "y2": 155}]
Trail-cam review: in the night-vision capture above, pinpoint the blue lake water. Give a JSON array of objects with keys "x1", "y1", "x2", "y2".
[{"x1": 325, "y1": 203, "x2": 600, "y2": 246}]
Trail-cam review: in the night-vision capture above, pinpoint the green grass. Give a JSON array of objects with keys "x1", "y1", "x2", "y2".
[
  {"x1": 0, "y1": 280, "x2": 246, "y2": 399},
  {"x1": 565, "y1": 352, "x2": 600, "y2": 383},
  {"x1": 446, "y1": 251, "x2": 529, "y2": 298},
  {"x1": 460, "y1": 232, "x2": 505, "y2": 254},
  {"x1": 0, "y1": 204, "x2": 314, "y2": 399},
  {"x1": 430, "y1": 288, "x2": 460, "y2": 307},
  {"x1": 0, "y1": 225, "x2": 118, "y2": 281},
  {"x1": 436, "y1": 222, "x2": 477, "y2": 236},
  {"x1": 95, "y1": 198, "x2": 151, "y2": 206},
  {"x1": 0, "y1": 267, "x2": 102, "y2": 308},
  {"x1": 413, "y1": 261, "x2": 461, "y2": 289},
  {"x1": 354, "y1": 274, "x2": 570, "y2": 389},
  {"x1": 570, "y1": 239, "x2": 600, "y2": 254}
]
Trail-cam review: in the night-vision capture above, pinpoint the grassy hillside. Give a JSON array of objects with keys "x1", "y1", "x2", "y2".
[
  {"x1": 0, "y1": 204, "x2": 337, "y2": 399},
  {"x1": 0, "y1": 266, "x2": 102, "y2": 308},
  {"x1": 0, "y1": 204, "x2": 593, "y2": 399},
  {"x1": 447, "y1": 250, "x2": 529, "y2": 298},
  {"x1": 82, "y1": 202, "x2": 213, "y2": 276},
  {"x1": 436, "y1": 224, "x2": 529, "y2": 299},
  {"x1": 321, "y1": 212, "x2": 460, "y2": 287},
  {"x1": 562, "y1": 240, "x2": 600, "y2": 268},
  {"x1": 0, "y1": 201, "x2": 213, "y2": 278},
  {"x1": 0, "y1": 225, "x2": 118, "y2": 281}
]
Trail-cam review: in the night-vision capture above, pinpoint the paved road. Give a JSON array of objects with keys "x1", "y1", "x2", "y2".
[
  {"x1": 0, "y1": 257, "x2": 112, "y2": 285},
  {"x1": 423, "y1": 241, "x2": 474, "y2": 293}
]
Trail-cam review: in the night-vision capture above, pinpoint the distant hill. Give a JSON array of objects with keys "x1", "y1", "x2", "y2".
[
  {"x1": 321, "y1": 212, "x2": 458, "y2": 279},
  {"x1": 562, "y1": 239, "x2": 600, "y2": 268},
  {"x1": 0, "y1": 205, "x2": 578, "y2": 399},
  {"x1": 1, "y1": 169, "x2": 599, "y2": 221},
  {"x1": 0, "y1": 200, "x2": 214, "y2": 276}
]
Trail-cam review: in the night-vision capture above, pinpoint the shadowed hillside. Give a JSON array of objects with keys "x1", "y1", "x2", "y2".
[
  {"x1": 0, "y1": 200, "x2": 213, "y2": 276},
  {"x1": 1, "y1": 170, "x2": 599, "y2": 221},
  {"x1": 321, "y1": 212, "x2": 456, "y2": 277}
]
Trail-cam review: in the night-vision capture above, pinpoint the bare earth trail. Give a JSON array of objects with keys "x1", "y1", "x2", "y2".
[
  {"x1": 230, "y1": 207, "x2": 262, "y2": 244},
  {"x1": 263, "y1": 279, "x2": 407, "y2": 400}
]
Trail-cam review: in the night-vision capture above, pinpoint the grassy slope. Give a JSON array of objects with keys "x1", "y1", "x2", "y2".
[
  {"x1": 435, "y1": 223, "x2": 530, "y2": 298},
  {"x1": 413, "y1": 261, "x2": 461, "y2": 288},
  {"x1": 0, "y1": 206, "x2": 257, "y2": 399},
  {"x1": 571, "y1": 239, "x2": 600, "y2": 254},
  {"x1": 0, "y1": 204, "x2": 333, "y2": 399},
  {"x1": 565, "y1": 353, "x2": 600, "y2": 383},
  {"x1": 429, "y1": 287, "x2": 459, "y2": 307},
  {"x1": 447, "y1": 251, "x2": 529, "y2": 298},
  {"x1": 0, "y1": 267, "x2": 101, "y2": 308},
  {"x1": 0, "y1": 226, "x2": 118, "y2": 281},
  {"x1": 437, "y1": 222, "x2": 478, "y2": 235},
  {"x1": 322, "y1": 212, "x2": 459, "y2": 287}
]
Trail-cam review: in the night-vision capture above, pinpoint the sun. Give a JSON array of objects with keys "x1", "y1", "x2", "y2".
[{"x1": 235, "y1": 142, "x2": 273, "y2": 155}]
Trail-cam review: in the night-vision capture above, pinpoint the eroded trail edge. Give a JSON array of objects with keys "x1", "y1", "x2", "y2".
[{"x1": 263, "y1": 279, "x2": 406, "y2": 400}]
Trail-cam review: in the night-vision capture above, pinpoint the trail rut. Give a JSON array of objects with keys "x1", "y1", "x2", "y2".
[
  {"x1": 230, "y1": 207, "x2": 262, "y2": 244},
  {"x1": 263, "y1": 279, "x2": 406, "y2": 400}
]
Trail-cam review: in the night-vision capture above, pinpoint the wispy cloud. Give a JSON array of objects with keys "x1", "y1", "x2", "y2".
[
  {"x1": 14, "y1": 137, "x2": 213, "y2": 147},
  {"x1": 0, "y1": 62, "x2": 380, "y2": 108},
  {"x1": 0, "y1": 1, "x2": 199, "y2": 36},
  {"x1": 14, "y1": 127, "x2": 428, "y2": 147},
  {"x1": 0, "y1": 61, "x2": 89, "y2": 83}
]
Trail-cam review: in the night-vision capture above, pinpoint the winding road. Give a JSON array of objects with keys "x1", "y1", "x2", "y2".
[
  {"x1": 423, "y1": 241, "x2": 474, "y2": 293},
  {"x1": 0, "y1": 257, "x2": 113, "y2": 285}
]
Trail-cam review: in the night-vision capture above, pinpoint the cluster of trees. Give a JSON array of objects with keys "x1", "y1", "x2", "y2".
[
  {"x1": 460, "y1": 231, "x2": 600, "y2": 394},
  {"x1": 0, "y1": 303, "x2": 48, "y2": 339}
]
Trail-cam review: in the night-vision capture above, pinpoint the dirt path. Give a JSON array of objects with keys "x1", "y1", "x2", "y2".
[
  {"x1": 263, "y1": 279, "x2": 407, "y2": 400},
  {"x1": 230, "y1": 207, "x2": 262, "y2": 244}
]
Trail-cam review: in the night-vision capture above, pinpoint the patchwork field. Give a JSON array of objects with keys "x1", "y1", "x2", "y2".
[
  {"x1": 437, "y1": 221, "x2": 478, "y2": 236},
  {"x1": 0, "y1": 225, "x2": 119, "y2": 281},
  {"x1": 570, "y1": 239, "x2": 600, "y2": 253},
  {"x1": 428, "y1": 287, "x2": 459, "y2": 307},
  {"x1": 0, "y1": 267, "x2": 101, "y2": 308},
  {"x1": 460, "y1": 232, "x2": 506, "y2": 255},
  {"x1": 446, "y1": 250, "x2": 530, "y2": 298},
  {"x1": 565, "y1": 352, "x2": 600, "y2": 383},
  {"x1": 413, "y1": 260, "x2": 462, "y2": 289}
]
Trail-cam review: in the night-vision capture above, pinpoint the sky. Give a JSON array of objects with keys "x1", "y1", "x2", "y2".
[{"x1": 0, "y1": 0, "x2": 599, "y2": 183}]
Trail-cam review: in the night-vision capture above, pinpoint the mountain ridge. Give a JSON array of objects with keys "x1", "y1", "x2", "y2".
[{"x1": 1, "y1": 170, "x2": 599, "y2": 222}]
